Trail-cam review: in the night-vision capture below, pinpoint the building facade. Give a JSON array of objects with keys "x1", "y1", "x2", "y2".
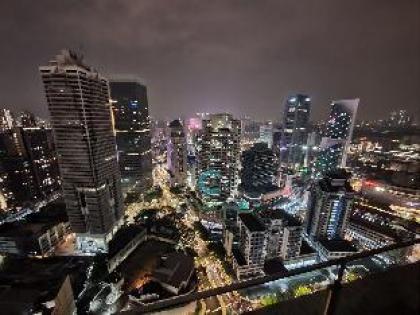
[
  {"x1": 109, "y1": 79, "x2": 152, "y2": 192},
  {"x1": 233, "y1": 213, "x2": 267, "y2": 279},
  {"x1": 0, "y1": 125, "x2": 60, "y2": 210},
  {"x1": 259, "y1": 122, "x2": 273, "y2": 149},
  {"x1": 241, "y1": 143, "x2": 278, "y2": 191},
  {"x1": 21, "y1": 127, "x2": 61, "y2": 198},
  {"x1": 0, "y1": 109, "x2": 14, "y2": 131},
  {"x1": 315, "y1": 99, "x2": 359, "y2": 175},
  {"x1": 260, "y1": 209, "x2": 303, "y2": 260},
  {"x1": 197, "y1": 113, "x2": 241, "y2": 204},
  {"x1": 281, "y1": 94, "x2": 311, "y2": 170},
  {"x1": 167, "y1": 119, "x2": 187, "y2": 187},
  {"x1": 40, "y1": 50, "x2": 123, "y2": 252},
  {"x1": 0, "y1": 128, "x2": 37, "y2": 208},
  {"x1": 305, "y1": 171, "x2": 354, "y2": 240}
]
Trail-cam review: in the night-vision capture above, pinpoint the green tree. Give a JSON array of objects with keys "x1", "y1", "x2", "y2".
[{"x1": 293, "y1": 285, "x2": 313, "y2": 298}]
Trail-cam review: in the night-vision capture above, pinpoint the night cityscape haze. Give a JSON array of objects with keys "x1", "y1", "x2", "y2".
[{"x1": 0, "y1": 1, "x2": 419, "y2": 315}]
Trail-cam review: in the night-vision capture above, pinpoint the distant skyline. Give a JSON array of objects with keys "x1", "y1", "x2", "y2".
[{"x1": 0, "y1": 0, "x2": 419, "y2": 121}]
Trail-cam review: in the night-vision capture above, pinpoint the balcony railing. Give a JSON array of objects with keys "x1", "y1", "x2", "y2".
[{"x1": 123, "y1": 238, "x2": 420, "y2": 314}]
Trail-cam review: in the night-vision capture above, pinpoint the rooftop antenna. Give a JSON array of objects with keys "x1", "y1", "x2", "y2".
[{"x1": 78, "y1": 43, "x2": 85, "y2": 61}]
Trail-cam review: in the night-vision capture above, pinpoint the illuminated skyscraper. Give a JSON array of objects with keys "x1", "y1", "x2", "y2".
[
  {"x1": 20, "y1": 127, "x2": 60, "y2": 198},
  {"x1": 315, "y1": 99, "x2": 359, "y2": 176},
  {"x1": 259, "y1": 122, "x2": 273, "y2": 149},
  {"x1": 281, "y1": 94, "x2": 311, "y2": 170},
  {"x1": 109, "y1": 79, "x2": 152, "y2": 192},
  {"x1": 197, "y1": 113, "x2": 241, "y2": 204},
  {"x1": 0, "y1": 128, "x2": 36, "y2": 208},
  {"x1": 0, "y1": 120, "x2": 60, "y2": 210},
  {"x1": 40, "y1": 50, "x2": 123, "y2": 252},
  {"x1": 167, "y1": 119, "x2": 187, "y2": 187},
  {"x1": 0, "y1": 109, "x2": 14, "y2": 131},
  {"x1": 240, "y1": 142, "x2": 278, "y2": 195}
]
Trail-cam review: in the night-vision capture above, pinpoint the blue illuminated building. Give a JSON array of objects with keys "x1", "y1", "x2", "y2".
[{"x1": 198, "y1": 169, "x2": 222, "y2": 202}]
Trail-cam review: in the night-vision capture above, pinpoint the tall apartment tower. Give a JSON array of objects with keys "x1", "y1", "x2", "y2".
[
  {"x1": 167, "y1": 119, "x2": 187, "y2": 187},
  {"x1": 21, "y1": 127, "x2": 61, "y2": 198},
  {"x1": 260, "y1": 209, "x2": 303, "y2": 260},
  {"x1": 109, "y1": 79, "x2": 152, "y2": 192},
  {"x1": 198, "y1": 113, "x2": 241, "y2": 203},
  {"x1": 234, "y1": 213, "x2": 267, "y2": 279},
  {"x1": 39, "y1": 50, "x2": 123, "y2": 252},
  {"x1": 281, "y1": 94, "x2": 311, "y2": 170},
  {"x1": 315, "y1": 99, "x2": 359, "y2": 176},
  {"x1": 0, "y1": 128, "x2": 37, "y2": 208},
  {"x1": 305, "y1": 170, "x2": 354, "y2": 240}
]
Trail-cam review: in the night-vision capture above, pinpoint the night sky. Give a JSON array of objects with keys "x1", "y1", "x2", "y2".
[{"x1": 1, "y1": 0, "x2": 419, "y2": 122}]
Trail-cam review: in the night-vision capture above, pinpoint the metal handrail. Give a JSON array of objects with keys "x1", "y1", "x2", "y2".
[{"x1": 130, "y1": 238, "x2": 420, "y2": 313}]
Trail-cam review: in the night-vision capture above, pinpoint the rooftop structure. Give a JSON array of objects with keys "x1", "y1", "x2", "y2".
[
  {"x1": 238, "y1": 213, "x2": 266, "y2": 232},
  {"x1": 152, "y1": 252, "x2": 195, "y2": 295}
]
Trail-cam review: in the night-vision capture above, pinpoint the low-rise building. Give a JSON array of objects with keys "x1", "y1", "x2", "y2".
[
  {"x1": 0, "y1": 204, "x2": 70, "y2": 256},
  {"x1": 316, "y1": 239, "x2": 358, "y2": 260},
  {"x1": 151, "y1": 252, "x2": 195, "y2": 295},
  {"x1": 0, "y1": 256, "x2": 89, "y2": 315}
]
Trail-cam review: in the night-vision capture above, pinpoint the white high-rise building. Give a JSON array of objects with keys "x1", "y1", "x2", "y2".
[
  {"x1": 39, "y1": 50, "x2": 123, "y2": 252},
  {"x1": 260, "y1": 209, "x2": 303, "y2": 260},
  {"x1": 233, "y1": 213, "x2": 267, "y2": 279}
]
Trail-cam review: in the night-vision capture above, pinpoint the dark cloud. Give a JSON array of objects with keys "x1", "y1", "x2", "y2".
[{"x1": 0, "y1": 0, "x2": 419, "y2": 121}]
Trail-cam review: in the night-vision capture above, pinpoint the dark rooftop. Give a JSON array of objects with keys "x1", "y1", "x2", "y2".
[
  {"x1": 0, "y1": 199, "x2": 68, "y2": 238},
  {"x1": 319, "y1": 239, "x2": 358, "y2": 253},
  {"x1": 349, "y1": 216, "x2": 413, "y2": 242},
  {"x1": 238, "y1": 213, "x2": 266, "y2": 232},
  {"x1": 232, "y1": 247, "x2": 246, "y2": 266},
  {"x1": 169, "y1": 119, "x2": 183, "y2": 128},
  {"x1": 0, "y1": 221, "x2": 54, "y2": 238},
  {"x1": 152, "y1": 252, "x2": 194, "y2": 290},
  {"x1": 264, "y1": 258, "x2": 288, "y2": 275},
  {"x1": 108, "y1": 224, "x2": 145, "y2": 257},
  {"x1": 318, "y1": 176, "x2": 354, "y2": 193},
  {"x1": 259, "y1": 208, "x2": 301, "y2": 226},
  {"x1": 325, "y1": 169, "x2": 351, "y2": 180},
  {"x1": 0, "y1": 256, "x2": 90, "y2": 308},
  {"x1": 242, "y1": 184, "x2": 280, "y2": 196},
  {"x1": 300, "y1": 240, "x2": 316, "y2": 255}
]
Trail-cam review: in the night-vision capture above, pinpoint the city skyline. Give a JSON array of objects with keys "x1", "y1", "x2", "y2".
[
  {"x1": 0, "y1": 2, "x2": 419, "y2": 314},
  {"x1": 0, "y1": 0, "x2": 419, "y2": 121}
]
